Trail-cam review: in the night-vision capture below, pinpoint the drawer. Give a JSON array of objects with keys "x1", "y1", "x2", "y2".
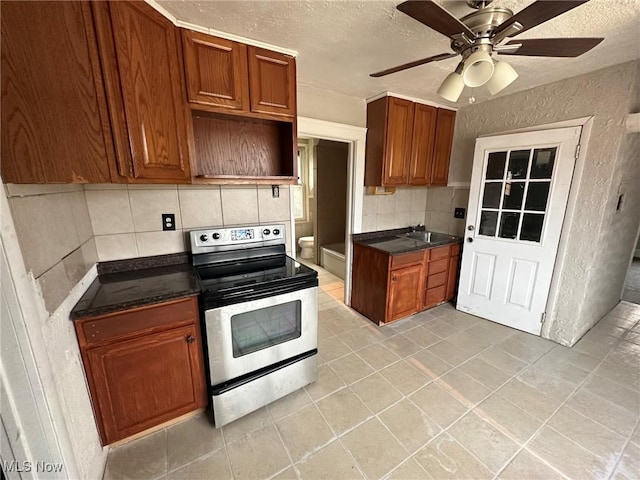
[
  {"x1": 391, "y1": 250, "x2": 424, "y2": 269},
  {"x1": 427, "y1": 271, "x2": 447, "y2": 289},
  {"x1": 425, "y1": 285, "x2": 446, "y2": 307},
  {"x1": 428, "y1": 257, "x2": 449, "y2": 275},
  {"x1": 430, "y1": 245, "x2": 450, "y2": 261},
  {"x1": 451, "y1": 243, "x2": 460, "y2": 256},
  {"x1": 78, "y1": 296, "x2": 198, "y2": 347}
]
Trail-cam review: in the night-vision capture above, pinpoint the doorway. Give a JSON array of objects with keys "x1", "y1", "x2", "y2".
[
  {"x1": 457, "y1": 126, "x2": 582, "y2": 335},
  {"x1": 295, "y1": 138, "x2": 350, "y2": 302},
  {"x1": 295, "y1": 117, "x2": 367, "y2": 307}
]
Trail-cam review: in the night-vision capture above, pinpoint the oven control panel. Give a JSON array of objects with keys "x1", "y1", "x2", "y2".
[{"x1": 190, "y1": 224, "x2": 285, "y2": 253}]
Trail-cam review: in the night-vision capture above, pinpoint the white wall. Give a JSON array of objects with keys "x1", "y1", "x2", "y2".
[
  {"x1": 297, "y1": 83, "x2": 366, "y2": 128},
  {"x1": 451, "y1": 60, "x2": 640, "y2": 346}
]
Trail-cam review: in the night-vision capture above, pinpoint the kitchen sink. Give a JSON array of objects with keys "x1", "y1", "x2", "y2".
[{"x1": 398, "y1": 231, "x2": 458, "y2": 245}]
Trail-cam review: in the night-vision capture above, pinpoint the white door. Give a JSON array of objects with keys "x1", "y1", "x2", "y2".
[{"x1": 457, "y1": 127, "x2": 581, "y2": 335}]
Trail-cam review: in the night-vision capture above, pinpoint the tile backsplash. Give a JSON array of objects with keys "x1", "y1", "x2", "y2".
[
  {"x1": 361, "y1": 186, "x2": 470, "y2": 236},
  {"x1": 85, "y1": 184, "x2": 292, "y2": 261}
]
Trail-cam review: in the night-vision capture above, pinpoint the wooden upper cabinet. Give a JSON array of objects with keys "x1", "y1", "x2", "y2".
[
  {"x1": 383, "y1": 97, "x2": 414, "y2": 185},
  {"x1": 365, "y1": 95, "x2": 456, "y2": 187},
  {"x1": 93, "y1": 1, "x2": 191, "y2": 183},
  {"x1": 181, "y1": 30, "x2": 249, "y2": 111},
  {"x1": 247, "y1": 46, "x2": 296, "y2": 117},
  {"x1": 431, "y1": 108, "x2": 456, "y2": 186},
  {"x1": 1, "y1": 1, "x2": 116, "y2": 184},
  {"x1": 409, "y1": 103, "x2": 438, "y2": 186}
]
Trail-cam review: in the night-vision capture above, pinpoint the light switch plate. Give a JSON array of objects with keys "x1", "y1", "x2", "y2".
[{"x1": 454, "y1": 208, "x2": 466, "y2": 219}]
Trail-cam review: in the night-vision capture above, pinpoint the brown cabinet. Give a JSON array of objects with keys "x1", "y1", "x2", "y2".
[
  {"x1": 181, "y1": 31, "x2": 249, "y2": 112},
  {"x1": 75, "y1": 297, "x2": 206, "y2": 445},
  {"x1": 388, "y1": 262, "x2": 424, "y2": 322},
  {"x1": 1, "y1": 1, "x2": 117, "y2": 184},
  {"x1": 365, "y1": 96, "x2": 456, "y2": 187},
  {"x1": 93, "y1": 1, "x2": 191, "y2": 183},
  {"x1": 352, "y1": 241, "x2": 462, "y2": 325},
  {"x1": 179, "y1": 30, "x2": 297, "y2": 183},
  {"x1": 248, "y1": 46, "x2": 297, "y2": 117}
]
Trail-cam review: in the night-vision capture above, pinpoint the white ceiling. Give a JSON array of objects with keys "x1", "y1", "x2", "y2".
[{"x1": 158, "y1": 0, "x2": 640, "y2": 107}]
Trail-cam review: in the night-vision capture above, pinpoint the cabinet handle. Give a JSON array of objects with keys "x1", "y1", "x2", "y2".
[
  {"x1": 392, "y1": 275, "x2": 397, "y2": 282},
  {"x1": 186, "y1": 335, "x2": 195, "y2": 344}
]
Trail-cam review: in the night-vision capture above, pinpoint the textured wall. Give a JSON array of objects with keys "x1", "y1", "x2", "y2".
[{"x1": 451, "y1": 60, "x2": 640, "y2": 346}]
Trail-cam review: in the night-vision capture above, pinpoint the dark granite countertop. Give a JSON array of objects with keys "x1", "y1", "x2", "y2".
[
  {"x1": 70, "y1": 254, "x2": 200, "y2": 320},
  {"x1": 353, "y1": 228, "x2": 462, "y2": 255}
]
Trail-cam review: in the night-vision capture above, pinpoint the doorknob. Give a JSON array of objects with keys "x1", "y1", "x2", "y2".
[
  {"x1": 467, "y1": 225, "x2": 475, "y2": 231},
  {"x1": 467, "y1": 237, "x2": 474, "y2": 243}
]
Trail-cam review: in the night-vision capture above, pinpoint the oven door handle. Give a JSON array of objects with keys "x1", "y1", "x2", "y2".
[{"x1": 222, "y1": 281, "x2": 312, "y2": 301}]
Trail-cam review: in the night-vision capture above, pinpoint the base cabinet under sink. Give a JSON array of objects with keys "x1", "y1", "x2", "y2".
[{"x1": 351, "y1": 242, "x2": 461, "y2": 325}]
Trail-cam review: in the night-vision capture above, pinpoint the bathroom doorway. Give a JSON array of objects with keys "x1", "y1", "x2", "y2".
[{"x1": 294, "y1": 138, "x2": 350, "y2": 300}]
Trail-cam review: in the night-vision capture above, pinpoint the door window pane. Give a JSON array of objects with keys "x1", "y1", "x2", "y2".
[
  {"x1": 508, "y1": 150, "x2": 530, "y2": 179},
  {"x1": 499, "y1": 212, "x2": 520, "y2": 239},
  {"x1": 482, "y1": 183, "x2": 502, "y2": 208},
  {"x1": 479, "y1": 210, "x2": 498, "y2": 237},
  {"x1": 525, "y1": 182, "x2": 550, "y2": 211},
  {"x1": 502, "y1": 182, "x2": 525, "y2": 210},
  {"x1": 486, "y1": 151, "x2": 507, "y2": 179},
  {"x1": 231, "y1": 301, "x2": 301, "y2": 357},
  {"x1": 531, "y1": 148, "x2": 556, "y2": 179},
  {"x1": 520, "y1": 214, "x2": 545, "y2": 242}
]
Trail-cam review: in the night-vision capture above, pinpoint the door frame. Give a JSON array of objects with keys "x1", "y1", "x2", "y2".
[
  {"x1": 296, "y1": 117, "x2": 367, "y2": 306},
  {"x1": 479, "y1": 116, "x2": 593, "y2": 338}
]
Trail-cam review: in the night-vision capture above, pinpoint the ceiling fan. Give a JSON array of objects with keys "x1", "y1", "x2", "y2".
[{"x1": 371, "y1": 0, "x2": 604, "y2": 101}]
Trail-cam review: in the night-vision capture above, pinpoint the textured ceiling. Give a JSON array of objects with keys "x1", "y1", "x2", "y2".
[{"x1": 157, "y1": 0, "x2": 640, "y2": 107}]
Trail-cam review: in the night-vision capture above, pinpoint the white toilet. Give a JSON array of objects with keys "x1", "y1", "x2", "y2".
[{"x1": 298, "y1": 236, "x2": 314, "y2": 259}]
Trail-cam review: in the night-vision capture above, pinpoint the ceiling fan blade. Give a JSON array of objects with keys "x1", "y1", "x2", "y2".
[
  {"x1": 498, "y1": 38, "x2": 604, "y2": 57},
  {"x1": 493, "y1": 0, "x2": 591, "y2": 39},
  {"x1": 397, "y1": 1, "x2": 475, "y2": 39},
  {"x1": 370, "y1": 52, "x2": 457, "y2": 77}
]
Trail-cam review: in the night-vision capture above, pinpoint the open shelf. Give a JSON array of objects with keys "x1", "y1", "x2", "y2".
[{"x1": 190, "y1": 109, "x2": 295, "y2": 184}]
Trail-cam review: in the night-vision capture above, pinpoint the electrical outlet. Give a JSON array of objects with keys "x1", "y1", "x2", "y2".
[
  {"x1": 454, "y1": 208, "x2": 466, "y2": 219},
  {"x1": 162, "y1": 213, "x2": 176, "y2": 231},
  {"x1": 272, "y1": 185, "x2": 280, "y2": 198}
]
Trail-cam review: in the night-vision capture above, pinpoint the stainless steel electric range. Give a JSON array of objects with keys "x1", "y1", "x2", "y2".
[{"x1": 190, "y1": 224, "x2": 318, "y2": 427}]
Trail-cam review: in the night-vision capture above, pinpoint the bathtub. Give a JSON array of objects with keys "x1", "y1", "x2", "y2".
[{"x1": 321, "y1": 243, "x2": 345, "y2": 280}]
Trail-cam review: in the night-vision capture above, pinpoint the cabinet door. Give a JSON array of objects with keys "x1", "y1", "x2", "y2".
[
  {"x1": 1, "y1": 1, "x2": 116, "y2": 183},
  {"x1": 446, "y1": 254, "x2": 460, "y2": 301},
  {"x1": 409, "y1": 103, "x2": 437, "y2": 186},
  {"x1": 96, "y1": 1, "x2": 191, "y2": 183},
  {"x1": 387, "y1": 264, "x2": 423, "y2": 322},
  {"x1": 86, "y1": 324, "x2": 206, "y2": 445},
  {"x1": 430, "y1": 108, "x2": 456, "y2": 186},
  {"x1": 181, "y1": 30, "x2": 249, "y2": 111},
  {"x1": 248, "y1": 46, "x2": 296, "y2": 117},
  {"x1": 383, "y1": 97, "x2": 414, "y2": 186}
]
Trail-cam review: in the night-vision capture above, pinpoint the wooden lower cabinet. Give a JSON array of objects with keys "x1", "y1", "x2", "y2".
[
  {"x1": 75, "y1": 297, "x2": 206, "y2": 445},
  {"x1": 388, "y1": 263, "x2": 424, "y2": 322},
  {"x1": 352, "y1": 241, "x2": 462, "y2": 325}
]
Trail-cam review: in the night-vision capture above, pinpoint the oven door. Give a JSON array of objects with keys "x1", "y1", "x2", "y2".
[{"x1": 204, "y1": 286, "x2": 317, "y2": 385}]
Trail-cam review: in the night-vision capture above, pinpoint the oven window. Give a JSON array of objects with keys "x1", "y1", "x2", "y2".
[{"x1": 231, "y1": 300, "x2": 302, "y2": 357}]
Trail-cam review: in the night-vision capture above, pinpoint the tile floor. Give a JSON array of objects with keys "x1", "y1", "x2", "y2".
[{"x1": 104, "y1": 264, "x2": 640, "y2": 480}]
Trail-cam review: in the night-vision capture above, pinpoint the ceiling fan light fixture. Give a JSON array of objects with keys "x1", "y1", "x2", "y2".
[
  {"x1": 437, "y1": 64, "x2": 465, "y2": 102},
  {"x1": 462, "y1": 49, "x2": 494, "y2": 87},
  {"x1": 486, "y1": 59, "x2": 519, "y2": 95}
]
